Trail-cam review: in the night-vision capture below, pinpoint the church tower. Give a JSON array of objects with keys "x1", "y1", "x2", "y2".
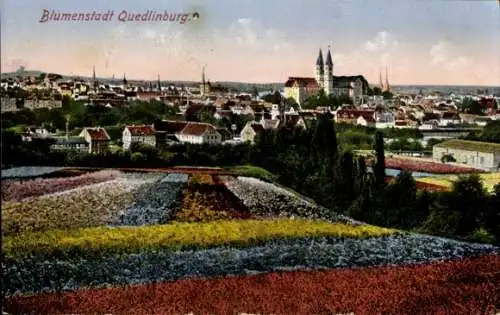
[
  {"x1": 315, "y1": 49, "x2": 324, "y2": 89},
  {"x1": 200, "y1": 65, "x2": 207, "y2": 96},
  {"x1": 324, "y1": 45, "x2": 334, "y2": 95},
  {"x1": 92, "y1": 65, "x2": 98, "y2": 92},
  {"x1": 384, "y1": 66, "x2": 391, "y2": 93},
  {"x1": 378, "y1": 67, "x2": 384, "y2": 91}
]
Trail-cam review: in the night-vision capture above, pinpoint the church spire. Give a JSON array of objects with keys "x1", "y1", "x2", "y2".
[
  {"x1": 202, "y1": 65, "x2": 206, "y2": 86},
  {"x1": 316, "y1": 49, "x2": 324, "y2": 68},
  {"x1": 378, "y1": 67, "x2": 384, "y2": 91},
  {"x1": 325, "y1": 45, "x2": 333, "y2": 67},
  {"x1": 157, "y1": 74, "x2": 161, "y2": 91},
  {"x1": 123, "y1": 73, "x2": 127, "y2": 85},
  {"x1": 92, "y1": 65, "x2": 97, "y2": 90},
  {"x1": 385, "y1": 65, "x2": 390, "y2": 92}
]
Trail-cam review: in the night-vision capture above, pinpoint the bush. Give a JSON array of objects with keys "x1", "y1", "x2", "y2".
[
  {"x1": 229, "y1": 165, "x2": 277, "y2": 182},
  {"x1": 471, "y1": 228, "x2": 495, "y2": 244},
  {"x1": 131, "y1": 152, "x2": 146, "y2": 162}
]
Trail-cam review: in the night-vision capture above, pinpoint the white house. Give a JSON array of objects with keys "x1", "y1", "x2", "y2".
[
  {"x1": 439, "y1": 112, "x2": 461, "y2": 126},
  {"x1": 433, "y1": 139, "x2": 500, "y2": 171},
  {"x1": 175, "y1": 122, "x2": 222, "y2": 144},
  {"x1": 122, "y1": 125, "x2": 156, "y2": 150},
  {"x1": 374, "y1": 111, "x2": 395, "y2": 129},
  {"x1": 240, "y1": 122, "x2": 265, "y2": 144},
  {"x1": 79, "y1": 127, "x2": 111, "y2": 154}
]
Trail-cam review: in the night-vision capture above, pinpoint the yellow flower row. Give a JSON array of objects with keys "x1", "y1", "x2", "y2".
[{"x1": 3, "y1": 218, "x2": 398, "y2": 259}]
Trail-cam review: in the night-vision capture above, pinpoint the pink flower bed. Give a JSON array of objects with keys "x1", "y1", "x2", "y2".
[
  {"x1": 1, "y1": 170, "x2": 121, "y2": 202},
  {"x1": 385, "y1": 158, "x2": 482, "y2": 174}
]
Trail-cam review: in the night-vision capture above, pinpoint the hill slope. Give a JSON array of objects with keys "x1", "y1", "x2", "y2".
[{"x1": 2, "y1": 167, "x2": 499, "y2": 314}]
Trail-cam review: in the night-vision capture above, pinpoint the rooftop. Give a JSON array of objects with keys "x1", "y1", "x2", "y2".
[
  {"x1": 435, "y1": 139, "x2": 500, "y2": 153},
  {"x1": 126, "y1": 125, "x2": 155, "y2": 136}
]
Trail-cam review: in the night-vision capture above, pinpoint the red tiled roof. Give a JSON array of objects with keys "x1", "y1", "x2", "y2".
[
  {"x1": 337, "y1": 109, "x2": 375, "y2": 120},
  {"x1": 126, "y1": 125, "x2": 155, "y2": 136},
  {"x1": 155, "y1": 120, "x2": 189, "y2": 134},
  {"x1": 85, "y1": 128, "x2": 110, "y2": 141},
  {"x1": 180, "y1": 122, "x2": 216, "y2": 136},
  {"x1": 284, "y1": 77, "x2": 319, "y2": 89}
]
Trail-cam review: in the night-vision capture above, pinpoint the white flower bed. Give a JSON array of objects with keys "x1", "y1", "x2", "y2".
[{"x1": 223, "y1": 176, "x2": 362, "y2": 225}]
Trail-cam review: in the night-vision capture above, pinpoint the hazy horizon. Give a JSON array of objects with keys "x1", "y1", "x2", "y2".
[{"x1": 1, "y1": 0, "x2": 499, "y2": 86}]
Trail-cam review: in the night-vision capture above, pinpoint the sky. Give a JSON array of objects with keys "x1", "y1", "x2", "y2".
[{"x1": 1, "y1": 0, "x2": 499, "y2": 85}]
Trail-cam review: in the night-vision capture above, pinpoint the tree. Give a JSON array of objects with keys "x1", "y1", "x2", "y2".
[
  {"x1": 460, "y1": 97, "x2": 484, "y2": 115},
  {"x1": 262, "y1": 91, "x2": 281, "y2": 104},
  {"x1": 372, "y1": 87, "x2": 382, "y2": 96},
  {"x1": 251, "y1": 85, "x2": 259, "y2": 99},
  {"x1": 382, "y1": 170, "x2": 418, "y2": 228},
  {"x1": 373, "y1": 131, "x2": 386, "y2": 189},
  {"x1": 441, "y1": 154, "x2": 456, "y2": 163},
  {"x1": 424, "y1": 174, "x2": 489, "y2": 237},
  {"x1": 284, "y1": 97, "x2": 299, "y2": 110},
  {"x1": 381, "y1": 91, "x2": 393, "y2": 100}
]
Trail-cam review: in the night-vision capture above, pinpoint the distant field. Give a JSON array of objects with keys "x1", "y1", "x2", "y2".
[{"x1": 417, "y1": 173, "x2": 500, "y2": 193}]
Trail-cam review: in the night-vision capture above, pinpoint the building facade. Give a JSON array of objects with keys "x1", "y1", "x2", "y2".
[
  {"x1": 122, "y1": 125, "x2": 156, "y2": 150},
  {"x1": 175, "y1": 122, "x2": 222, "y2": 144},
  {"x1": 433, "y1": 139, "x2": 500, "y2": 171},
  {"x1": 79, "y1": 127, "x2": 111, "y2": 154},
  {"x1": 241, "y1": 122, "x2": 265, "y2": 144},
  {"x1": 284, "y1": 47, "x2": 369, "y2": 106}
]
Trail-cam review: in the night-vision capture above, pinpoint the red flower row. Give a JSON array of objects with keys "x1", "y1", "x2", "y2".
[
  {"x1": 415, "y1": 181, "x2": 449, "y2": 192},
  {"x1": 385, "y1": 158, "x2": 481, "y2": 174},
  {"x1": 6, "y1": 254, "x2": 499, "y2": 315}
]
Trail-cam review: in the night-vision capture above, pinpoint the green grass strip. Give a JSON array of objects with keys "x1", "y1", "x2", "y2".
[
  {"x1": 228, "y1": 165, "x2": 277, "y2": 182},
  {"x1": 3, "y1": 218, "x2": 398, "y2": 260}
]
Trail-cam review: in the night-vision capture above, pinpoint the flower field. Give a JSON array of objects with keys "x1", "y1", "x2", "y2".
[
  {"x1": 2, "y1": 168, "x2": 499, "y2": 314},
  {"x1": 384, "y1": 157, "x2": 482, "y2": 174},
  {"x1": 1, "y1": 170, "x2": 121, "y2": 202}
]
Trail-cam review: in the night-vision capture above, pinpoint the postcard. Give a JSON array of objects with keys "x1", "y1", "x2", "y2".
[{"x1": 2, "y1": 1, "x2": 499, "y2": 314}]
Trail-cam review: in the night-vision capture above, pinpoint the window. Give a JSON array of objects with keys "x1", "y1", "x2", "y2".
[{"x1": 480, "y1": 157, "x2": 484, "y2": 165}]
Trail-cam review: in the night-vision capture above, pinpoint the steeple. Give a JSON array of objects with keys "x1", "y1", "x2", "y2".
[
  {"x1": 123, "y1": 73, "x2": 127, "y2": 85},
  {"x1": 157, "y1": 74, "x2": 161, "y2": 91},
  {"x1": 92, "y1": 65, "x2": 97, "y2": 90},
  {"x1": 385, "y1": 65, "x2": 390, "y2": 92},
  {"x1": 378, "y1": 67, "x2": 384, "y2": 91},
  {"x1": 325, "y1": 45, "x2": 333, "y2": 68},
  {"x1": 201, "y1": 65, "x2": 207, "y2": 96},
  {"x1": 324, "y1": 45, "x2": 334, "y2": 96},
  {"x1": 202, "y1": 65, "x2": 206, "y2": 86},
  {"x1": 315, "y1": 49, "x2": 325, "y2": 90},
  {"x1": 316, "y1": 49, "x2": 324, "y2": 68}
]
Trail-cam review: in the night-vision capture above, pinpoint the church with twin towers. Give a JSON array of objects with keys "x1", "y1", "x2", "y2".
[{"x1": 284, "y1": 46, "x2": 370, "y2": 106}]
